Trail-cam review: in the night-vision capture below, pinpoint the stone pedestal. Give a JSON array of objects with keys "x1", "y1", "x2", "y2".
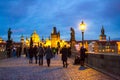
[{"x1": 6, "y1": 40, "x2": 13, "y2": 58}]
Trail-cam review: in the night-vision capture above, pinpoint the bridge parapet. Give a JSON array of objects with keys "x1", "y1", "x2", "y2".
[
  {"x1": 0, "y1": 51, "x2": 7, "y2": 60},
  {"x1": 71, "y1": 50, "x2": 120, "y2": 79},
  {"x1": 86, "y1": 53, "x2": 120, "y2": 80}
]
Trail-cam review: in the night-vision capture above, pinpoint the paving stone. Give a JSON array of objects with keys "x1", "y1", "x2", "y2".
[{"x1": 0, "y1": 54, "x2": 115, "y2": 80}]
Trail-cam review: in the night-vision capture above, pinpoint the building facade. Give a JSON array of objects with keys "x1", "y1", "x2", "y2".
[
  {"x1": 51, "y1": 27, "x2": 60, "y2": 48},
  {"x1": 87, "y1": 26, "x2": 119, "y2": 54}
]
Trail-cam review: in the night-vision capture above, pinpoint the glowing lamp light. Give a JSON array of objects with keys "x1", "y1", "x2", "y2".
[
  {"x1": 79, "y1": 21, "x2": 86, "y2": 46},
  {"x1": 79, "y1": 21, "x2": 86, "y2": 32}
]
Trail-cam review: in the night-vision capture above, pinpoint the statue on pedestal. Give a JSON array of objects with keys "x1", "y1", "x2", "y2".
[
  {"x1": 70, "y1": 27, "x2": 76, "y2": 51},
  {"x1": 8, "y1": 28, "x2": 12, "y2": 40},
  {"x1": 6, "y1": 28, "x2": 13, "y2": 58},
  {"x1": 70, "y1": 27, "x2": 75, "y2": 41}
]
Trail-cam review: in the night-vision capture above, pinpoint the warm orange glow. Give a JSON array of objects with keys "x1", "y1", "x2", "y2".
[
  {"x1": 45, "y1": 39, "x2": 51, "y2": 47},
  {"x1": 112, "y1": 49, "x2": 114, "y2": 52},
  {"x1": 117, "y1": 42, "x2": 120, "y2": 54},
  {"x1": 31, "y1": 31, "x2": 41, "y2": 46},
  {"x1": 103, "y1": 49, "x2": 104, "y2": 52},
  {"x1": 79, "y1": 21, "x2": 86, "y2": 32}
]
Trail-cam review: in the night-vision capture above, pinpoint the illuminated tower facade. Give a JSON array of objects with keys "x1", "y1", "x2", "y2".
[
  {"x1": 51, "y1": 27, "x2": 60, "y2": 48},
  {"x1": 0, "y1": 37, "x2": 3, "y2": 43}
]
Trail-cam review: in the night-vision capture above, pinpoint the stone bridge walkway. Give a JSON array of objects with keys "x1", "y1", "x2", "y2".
[{"x1": 0, "y1": 54, "x2": 116, "y2": 80}]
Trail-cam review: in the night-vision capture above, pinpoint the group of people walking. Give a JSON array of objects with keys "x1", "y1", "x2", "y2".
[
  {"x1": 28, "y1": 44, "x2": 72, "y2": 68},
  {"x1": 28, "y1": 44, "x2": 87, "y2": 68},
  {"x1": 29, "y1": 44, "x2": 53, "y2": 67},
  {"x1": 7, "y1": 44, "x2": 87, "y2": 68}
]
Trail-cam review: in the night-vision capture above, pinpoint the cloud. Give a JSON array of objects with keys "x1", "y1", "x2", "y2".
[{"x1": 0, "y1": 0, "x2": 120, "y2": 41}]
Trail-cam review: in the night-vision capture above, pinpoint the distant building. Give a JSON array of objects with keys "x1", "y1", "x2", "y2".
[
  {"x1": 0, "y1": 37, "x2": 6, "y2": 52},
  {"x1": 99, "y1": 26, "x2": 106, "y2": 41},
  {"x1": 31, "y1": 31, "x2": 41, "y2": 46},
  {"x1": 88, "y1": 26, "x2": 119, "y2": 54},
  {"x1": 0, "y1": 26, "x2": 120, "y2": 55},
  {"x1": 51, "y1": 27, "x2": 60, "y2": 48}
]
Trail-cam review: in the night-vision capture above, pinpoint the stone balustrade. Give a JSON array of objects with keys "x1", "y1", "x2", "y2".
[
  {"x1": 85, "y1": 53, "x2": 120, "y2": 79},
  {"x1": 71, "y1": 50, "x2": 120, "y2": 79}
]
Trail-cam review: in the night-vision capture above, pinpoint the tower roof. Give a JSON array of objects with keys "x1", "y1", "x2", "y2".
[
  {"x1": 52, "y1": 27, "x2": 57, "y2": 34},
  {"x1": 101, "y1": 26, "x2": 105, "y2": 35}
]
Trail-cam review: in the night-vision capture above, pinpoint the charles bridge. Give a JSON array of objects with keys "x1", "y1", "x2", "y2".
[
  {"x1": 0, "y1": 27, "x2": 120, "y2": 80},
  {"x1": 0, "y1": 51, "x2": 120, "y2": 80}
]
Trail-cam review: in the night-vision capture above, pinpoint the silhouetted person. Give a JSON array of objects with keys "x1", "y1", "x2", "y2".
[
  {"x1": 29, "y1": 46, "x2": 34, "y2": 64},
  {"x1": 61, "y1": 45, "x2": 68, "y2": 68},
  {"x1": 12, "y1": 47, "x2": 16, "y2": 57},
  {"x1": 24, "y1": 47, "x2": 28, "y2": 57},
  {"x1": 33, "y1": 45, "x2": 38, "y2": 64},
  {"x1": 45, "y1": 46, "x2": 53, "y2": 67},
  {"x1": 17, "y1": 46, "x2": 22, "y2": 57},
  {"x1": 38, "y1": 44, "x2": 44, "y2": 65},
  {"x1": 79, "y1": 46, "x2": 87, "y2": 67}
]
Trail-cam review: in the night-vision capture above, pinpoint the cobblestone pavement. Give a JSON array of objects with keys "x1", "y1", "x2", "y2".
[{"x1": 0, "y1": 54, "x2": 115, "y2": 80}]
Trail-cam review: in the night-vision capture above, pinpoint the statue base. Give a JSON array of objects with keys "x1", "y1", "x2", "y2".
[{"x1": 6, "y1": 40, "x2": 13, "y2": 58}]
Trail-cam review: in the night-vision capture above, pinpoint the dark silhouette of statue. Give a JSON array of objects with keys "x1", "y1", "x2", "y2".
[
  {"x1": 8, "y1": 28, "x2": 12, "y2": 40},
  {"x1": 6, "y1": 28, "x2": 13, "y2": 58},
  {"x1": 70, "y1": 27, "x2": 76, "y2": 50},
  {"x1": 70, "y1": 27, "x2": 75, "y2": 41}
]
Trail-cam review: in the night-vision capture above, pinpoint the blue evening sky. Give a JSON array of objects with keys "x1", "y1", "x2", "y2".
[{"x1": 0, "y1": 0, "x2": 120, "y2": 42}]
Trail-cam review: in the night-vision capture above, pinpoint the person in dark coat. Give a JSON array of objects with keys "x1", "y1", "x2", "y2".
[
  {"x1": 61, "y1": 45, "x2": 68, "y2": 68},
  {"x1": 79, "y1": 46, "x2": 87, "y2": 66},
  {"x1": 24, "y1": 47, "x2": 28, "y2": 57},
  {"x1": 29, "y1": 46, "x2": 34, "y2": 64},
  {"x1": 45, "y1": 46, "x2": 53, "y2": 67},
  {"x1": 38, "y1": 44, "x2": 44, "y2": 65},
  {"x1": 19, "y1": 46, "x2": 22, "y2": 57},
  {"x1": 33, "y1": 45, "x2": 38, "y2": 64}
]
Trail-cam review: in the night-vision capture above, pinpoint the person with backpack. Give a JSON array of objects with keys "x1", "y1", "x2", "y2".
[{"x1": 38, "y1": 44, "x2": 45, "y2": 66}]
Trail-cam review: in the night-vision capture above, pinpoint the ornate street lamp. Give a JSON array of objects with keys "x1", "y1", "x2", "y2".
[{"x1": 79, "y1": 21, "x2": 86, "y2": 46}]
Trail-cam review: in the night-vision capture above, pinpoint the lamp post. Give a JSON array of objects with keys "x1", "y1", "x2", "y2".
[{"x1": 79, "y1": 21, "x2": 86, "y2": 46}]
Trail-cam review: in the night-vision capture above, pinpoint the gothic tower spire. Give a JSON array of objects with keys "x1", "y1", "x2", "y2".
[
  {"x1": 99, "y1": 25, "x2": 106, "y2": 41},
  {"x1": 101, "y1": 25, "x2": 105, "y2": 35}
]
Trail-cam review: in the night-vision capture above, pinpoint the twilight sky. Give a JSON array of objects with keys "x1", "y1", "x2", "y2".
[{"x1": 0, "y1": 0, "x2": 120, "y2": 42}]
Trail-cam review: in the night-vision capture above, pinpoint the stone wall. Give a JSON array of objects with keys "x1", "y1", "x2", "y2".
[
  {"x1": 0, "y1": 51, "x2": 7, "y2": 60},
  {"x1": 86, "y1": 53, "x2": 120, "y2": 79}
]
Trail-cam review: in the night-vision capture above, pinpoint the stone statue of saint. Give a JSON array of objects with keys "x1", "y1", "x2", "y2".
[
  {"x1": 8, "y1": 28, "x2": 12, "y2": 40},
  {"x1": 70, "y1": 27, "x2": 75, "y2": 41}
]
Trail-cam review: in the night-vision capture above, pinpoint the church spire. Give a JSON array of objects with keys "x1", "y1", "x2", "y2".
[
  {"x1": 101, "y1": 25, "x2": 105, "y2": 35},
  {"x1": 99, "y1": 25, "x2": 106, "y2": 41}
]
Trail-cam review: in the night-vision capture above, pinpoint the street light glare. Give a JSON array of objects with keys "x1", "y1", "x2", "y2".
[{"x1": 79, "y1": 21, "x2": 86, "y2": 32}]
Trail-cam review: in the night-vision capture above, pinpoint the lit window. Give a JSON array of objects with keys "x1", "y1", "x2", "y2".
[
  {"x1": 112, "y1": 50, "x2": 114, "y2": 52},
  {"x1": 103, "y1": 50, "x2": 104, "y2": 52}
]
